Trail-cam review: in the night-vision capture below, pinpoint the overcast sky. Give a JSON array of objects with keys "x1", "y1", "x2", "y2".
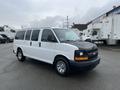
[{"x1": 0, "y1": 0, "x2": 120, "y2": 28}]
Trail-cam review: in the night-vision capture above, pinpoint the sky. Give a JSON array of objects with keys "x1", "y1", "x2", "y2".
[{"x1": 0, "y1": 0, "x2": 120, "y2": 29}]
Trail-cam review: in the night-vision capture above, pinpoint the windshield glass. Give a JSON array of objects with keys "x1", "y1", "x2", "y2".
[{"x1": 53, "y1": 29, "x2": 80, "y2": 42}]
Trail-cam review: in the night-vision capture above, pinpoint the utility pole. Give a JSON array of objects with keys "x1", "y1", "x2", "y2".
[
  {"x1": 62, "y1": 16, "x2": 69, "y2": 29},
  {"x1": 66, "y1": 16, "x2": 69, "y2": 29}
]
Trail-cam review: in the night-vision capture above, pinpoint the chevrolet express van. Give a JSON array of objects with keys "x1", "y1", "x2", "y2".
[{"x1": 13, "y1": 28, "x2": 100, "y2": 76}]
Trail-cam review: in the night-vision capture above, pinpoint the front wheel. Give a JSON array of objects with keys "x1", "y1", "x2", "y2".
[
  {"x1": 54, "y1": 58, "x2": 70, "y2": 76},
  {"x1": 17, "y1": 49, "x2": 25, "y2": 62}
]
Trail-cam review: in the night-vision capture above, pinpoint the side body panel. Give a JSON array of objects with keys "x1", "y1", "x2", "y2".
[{"x1": 13, "y1": 29, "x2": 78, "y2": 64}]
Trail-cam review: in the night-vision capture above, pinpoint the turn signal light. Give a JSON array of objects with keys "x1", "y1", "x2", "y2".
[{"x1": 75, "y1": 57, "x2": 88, "y2": 61}]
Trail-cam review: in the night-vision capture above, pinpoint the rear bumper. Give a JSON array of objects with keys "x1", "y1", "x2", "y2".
[{"x1": 69, "y1": 57, "x2": 100, "y2": 70}]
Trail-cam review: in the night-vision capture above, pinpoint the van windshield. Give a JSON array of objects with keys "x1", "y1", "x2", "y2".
[{"x1": 53, "y1": 29, "x2": 80, "y2": 42}]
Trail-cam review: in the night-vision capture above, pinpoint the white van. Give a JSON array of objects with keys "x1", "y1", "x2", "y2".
[{"x1": 13, "y1": 28, "x2": 100, "y2": 76}]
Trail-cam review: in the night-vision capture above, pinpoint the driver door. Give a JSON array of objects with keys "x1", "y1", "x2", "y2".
[{"x1": 39, "y1": 29, "x2": 59, "y2": 64}]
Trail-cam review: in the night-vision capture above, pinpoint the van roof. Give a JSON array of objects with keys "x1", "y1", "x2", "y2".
[{"x1": 21, "y1": 27, "x2": 68, "y2": 30}]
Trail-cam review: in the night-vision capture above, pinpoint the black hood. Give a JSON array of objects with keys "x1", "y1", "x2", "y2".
[{"x1": 63, "y1": 40, "x2": 97, "y2": 50}]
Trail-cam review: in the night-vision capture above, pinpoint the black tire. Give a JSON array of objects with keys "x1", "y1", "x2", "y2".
[
  {"x1": 54, "y1": 57, "x2": 70, "y2": 76},
  {"x1": 17, "y1": 49, "x2": 25, "y2": 62}
]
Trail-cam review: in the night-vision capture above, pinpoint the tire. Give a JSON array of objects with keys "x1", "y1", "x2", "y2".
[
  {"x1": 54, "y1": 57, "x2": 70, "y2": 76},
  {"x1": 17, "y1": 49, "x2": 25, "y2": 62}
]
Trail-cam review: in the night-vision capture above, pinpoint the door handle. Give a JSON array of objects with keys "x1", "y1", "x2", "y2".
[
  {"x1": 39, "y1": 42, "x2": 41, "y2": 47},
  {"x1": 30, "y1": 41, "x2": 32, "y2": 46}
]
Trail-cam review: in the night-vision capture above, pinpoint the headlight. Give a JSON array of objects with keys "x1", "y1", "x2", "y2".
[
  {"x1": 74, "y1": 50, "x2": 88, "y2": 61},
  {"x1": 80, "y1": 52, "x2": 83, "y2": 56},
  {"x1": 75, "y1": 50, "x2": 84, "y2": 57}
]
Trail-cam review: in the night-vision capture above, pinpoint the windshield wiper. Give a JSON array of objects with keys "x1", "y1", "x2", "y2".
[
  {"x1": 61, "y1": 39, "x2": 82, "y2": 42},
  {"x1": 61, "y1": 40, "x2": 74, "y2": 42}
]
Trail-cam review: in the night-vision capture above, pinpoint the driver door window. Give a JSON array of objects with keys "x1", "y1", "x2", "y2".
[{"x1": 41, "y1": 29, "x2": 57, "y2": 42}]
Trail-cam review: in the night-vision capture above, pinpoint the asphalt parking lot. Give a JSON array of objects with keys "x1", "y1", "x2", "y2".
[{"x1": 0, "y1": 43, "x2": 120, "y2": 90}]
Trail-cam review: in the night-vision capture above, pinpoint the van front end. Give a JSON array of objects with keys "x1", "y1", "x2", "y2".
[{"x1": 69, "y1": 48, "x2": 100, "y2": 71}]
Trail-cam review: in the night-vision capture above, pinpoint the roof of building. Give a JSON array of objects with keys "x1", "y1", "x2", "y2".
[
  {"x1": 107, "y1": 5, "x2": 120, "y2": 15},
  {"x1": 72, "y1": 23, "x2": 88, "y2": 31},
  {"x1": 89, "y1": 5, "x2": 120, "y2": 24}
]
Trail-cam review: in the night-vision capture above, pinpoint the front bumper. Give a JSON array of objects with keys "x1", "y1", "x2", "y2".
[{"x1": 69, "y1": 57, "x2": 100, "y2": 70}]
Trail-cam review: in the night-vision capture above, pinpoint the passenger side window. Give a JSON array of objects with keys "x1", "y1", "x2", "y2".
[
  {"x1": 25, "y1": 30, "x2": 32, "y2": 40},
  {"x1": 41, "y1": 29, "x2": 57, "y2": 42},
  {"x1": 15, "y1": 31, "x2": 25, "y2": 40},
  {"x1": 31, "y1": 30, "x2": 40, "y2": 41}
]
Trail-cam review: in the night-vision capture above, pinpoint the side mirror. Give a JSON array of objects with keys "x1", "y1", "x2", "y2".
[{"x1": 47, "y1": 35, "x2": 57, "y2": 42}]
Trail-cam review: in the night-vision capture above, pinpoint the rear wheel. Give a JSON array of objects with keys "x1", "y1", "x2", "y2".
[
  {"x1": 54, "y1": 57, "x2": 70, "y2": 76},
  {"x1": 17, "y1": 49, "x2": 25, "y2": 62}
]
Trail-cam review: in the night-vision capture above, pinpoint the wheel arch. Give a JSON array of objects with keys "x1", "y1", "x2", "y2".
[
  {"x1": 17, "y1": 47, "x2": 21, "y2": 51},
  {"x1": 16, "y1": 47, "x2": 24, "y2": 55},
  {"x1": 53, "y1": 54, "x2": 70, "y2": 65}
]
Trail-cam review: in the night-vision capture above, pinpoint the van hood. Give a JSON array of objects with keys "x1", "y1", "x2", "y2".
[{"x1": 63, "y1": 40, "x2": 97, "y2": 50}]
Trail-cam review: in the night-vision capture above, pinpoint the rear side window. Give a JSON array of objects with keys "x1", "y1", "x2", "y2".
[
  {"x1": 31, "y1": 30, "x2": 40, "y2": 41},
  {"x1": 25, "y1": 30, "x2": 32, "y2": 40},
  {"x1": 15, "y1": 31, "x2": 25, "y2": 40}
]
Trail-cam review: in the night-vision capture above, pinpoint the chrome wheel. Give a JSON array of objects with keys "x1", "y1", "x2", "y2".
[{"x1": 56, "y1": 61, "x2": 66, "y2": 74}]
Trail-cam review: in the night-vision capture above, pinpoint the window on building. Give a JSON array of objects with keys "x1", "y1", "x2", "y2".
[
  {"x1": 10, "y1": 29, "x2": 16, "y2": 33},
  {"x1": 92, "y1": 31, "x2": 98, "y2": 36}
]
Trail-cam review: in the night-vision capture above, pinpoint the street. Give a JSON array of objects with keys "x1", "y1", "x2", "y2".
[{"x1": 0, "y1": 43, "x2": 120, "y2": 90}]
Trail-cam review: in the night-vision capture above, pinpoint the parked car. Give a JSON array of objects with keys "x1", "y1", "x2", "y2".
[
  {"x1": 0, "y1": 35, "x2": 7, "y2": 43},
  {"x1": 0, "y1": 34, "x2": 13, "y2": 43},
  {"x1": 13, "y1": 28, "x2": 100, "y2": 76}
]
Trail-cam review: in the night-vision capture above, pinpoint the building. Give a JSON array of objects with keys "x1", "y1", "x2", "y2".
[
  {"x1": 83, "y1": 5, "x2": 120, "y2": 45},
  {"x1": 72, "y1": 23, "x2": 88, "y2": 31}
]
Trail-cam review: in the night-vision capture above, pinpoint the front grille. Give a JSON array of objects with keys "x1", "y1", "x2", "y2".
[
  {"x1": 74, "y1": 49, "x2": 98, "y2": 61},
  {"x1": 87, "y1": 49, "x2": 98, "y2": 60}
]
